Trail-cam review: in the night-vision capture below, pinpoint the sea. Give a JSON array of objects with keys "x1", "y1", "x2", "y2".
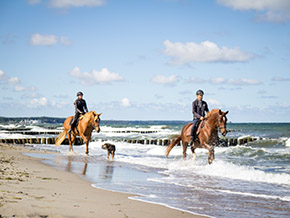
[{"x1": 1, "y1": 120, "x2": 290, "y2": 218}]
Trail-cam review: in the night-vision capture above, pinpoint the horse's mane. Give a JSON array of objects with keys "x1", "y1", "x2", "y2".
[
  {"x1": 206, "y1": 109, "x2": 220, "y2": 119},
  {"x1": 79, "y1": 111, "x2": 96, "y2": 122}
]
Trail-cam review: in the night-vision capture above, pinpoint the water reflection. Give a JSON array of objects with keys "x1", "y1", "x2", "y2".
[
  {"x1": 53, "y1": 154, "x2": 115, "y2": 182},
  {"x1": 99, "y1": 161, "x2": 114, "y2": 182}
]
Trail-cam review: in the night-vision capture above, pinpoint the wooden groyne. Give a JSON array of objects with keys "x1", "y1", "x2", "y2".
[
  {"x1": 0, "y1": 137, "x2": 83, "y2": 145},
  {"x1": 122, "y1": 136, "x2": 259, "y2": 147},
  {"x1": 0, "y1": 136, "x2": 259, "y2": 147}
]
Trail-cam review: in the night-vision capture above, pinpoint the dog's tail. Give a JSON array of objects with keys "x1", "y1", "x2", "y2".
[
  {"x1": 55, "y1": 130, "x2": 66, "y2": 146},
  {"x1": 165, "y1": 135, "x2": 181, "y2": 157}
]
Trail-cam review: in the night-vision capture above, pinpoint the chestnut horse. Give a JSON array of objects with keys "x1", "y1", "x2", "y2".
[
  {"x1": 165, "y1": 109, "x2": 228, "y2": 164},
  {"x1": 55, "y1": 111, "x2": 102, "y2": 155}
]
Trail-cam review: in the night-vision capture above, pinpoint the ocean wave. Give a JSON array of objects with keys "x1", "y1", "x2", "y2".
[
  {"x1": 165, "y1": 159, "x2": 290, "y2": 186},
  {"x1": 216, "y1": 189, "x2": 290, "y2": 202},
  {"x1": 285, "y1": 138, "x2": 290, "y2": 147}
]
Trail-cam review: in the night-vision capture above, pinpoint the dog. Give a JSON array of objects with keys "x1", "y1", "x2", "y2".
[{"x1": 101, "y1": 143, "x2": 116, "y2": 160}]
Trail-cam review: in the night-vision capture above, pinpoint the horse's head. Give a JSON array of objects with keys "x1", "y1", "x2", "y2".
[
  {"x1": 91, "y1": 111, "x2": 102, "y2": 133},
  {"x1": 218, "y1": 109, "x2": 229, "y2": 136}
]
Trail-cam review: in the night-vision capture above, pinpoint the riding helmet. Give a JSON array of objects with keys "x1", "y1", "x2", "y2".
[
  {"x1": 77, "y1": 91, "x2": 83, "y2": 96},
  {"x1": 196, "y1": 90, "x2": 204, "y2": 96}
]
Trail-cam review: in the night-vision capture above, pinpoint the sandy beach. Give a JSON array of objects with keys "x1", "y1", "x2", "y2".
[{"x1": 0, "y1": 143, "x2": 205, "y2": 218}]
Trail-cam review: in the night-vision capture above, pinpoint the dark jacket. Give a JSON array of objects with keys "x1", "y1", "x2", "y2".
[
  {"x1": 74, "y1": 99, "x2": 88, "y2": 114},
  {"x1": 192, "y1": 99, "x2": 209, "y2": 120}
]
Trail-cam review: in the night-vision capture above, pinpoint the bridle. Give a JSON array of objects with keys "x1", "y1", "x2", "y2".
[
  {"x1": 92, "y1": 117, "x2": 100, "y2": 129},
  {"x1": 217, "y1": 115, "x2": 227, "y2": 132}
]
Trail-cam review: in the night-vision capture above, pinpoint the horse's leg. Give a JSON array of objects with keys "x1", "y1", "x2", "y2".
[
  {"x1": 182, "y1": 141, "x2": 188, "y2": 159},
  {"x1": 191, "y1": 142, "x2": 199, "y2": 160},
  {"x1": 67, "y1": 132, "x2": 74, "y2": 152},
  {"x1": 204, "y1": 143, "x2": 214, "y2": 164},
  {"x1": 80, "y1": 133, "x2": 89, "y2": 155}
]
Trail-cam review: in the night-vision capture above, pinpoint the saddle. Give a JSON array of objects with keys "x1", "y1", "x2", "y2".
[
  {"x1": 186, "y1": 120, "x2": 206, "y2": 137},
  {"x1": 69, "y1": 114, "x2": 85, "y2": 127}
]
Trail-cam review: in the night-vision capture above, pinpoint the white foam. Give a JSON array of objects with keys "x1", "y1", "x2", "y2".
[
  {"x1": 285, "y1": 138, "x2": 290, "y2": 147},
  {"x1": 165, "y1": 159, "x2": 290, "y2": 186},
  {"x1": 217, "y1": 189, "x2": 290, "y2": 202}
]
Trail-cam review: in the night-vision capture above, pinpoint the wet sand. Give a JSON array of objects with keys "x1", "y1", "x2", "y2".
[{"x1": 0, "y1": 143, "x2": 206, "y2": 218}]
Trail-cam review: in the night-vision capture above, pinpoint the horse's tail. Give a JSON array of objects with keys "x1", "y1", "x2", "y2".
[
  {"x1": 165, "y1": 135, "x2": 182, "y2": 157},
  {"x1": 55, "y1": 130, "x2": 66, "y2": 146}
]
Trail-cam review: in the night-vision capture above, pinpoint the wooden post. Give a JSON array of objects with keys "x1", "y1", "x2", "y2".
[
  {"x1": 233, "y1": 139, "x2": 238, "y2": 146},
  {"x1": 238, "y1": 138, "x2": 244, "y2": 145}
]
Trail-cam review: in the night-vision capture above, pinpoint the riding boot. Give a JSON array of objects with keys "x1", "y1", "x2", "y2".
[{"x1": 68, "y1": 123, "x2": 75, "y2": 134}]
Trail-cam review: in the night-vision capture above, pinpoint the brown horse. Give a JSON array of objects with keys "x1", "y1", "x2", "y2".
[
  {"x1": 165, "y1": 109, "x2": 229, "y2": 164},
  {"x1": 55, "y1": 111, "x2": 102, "y2": 155}
]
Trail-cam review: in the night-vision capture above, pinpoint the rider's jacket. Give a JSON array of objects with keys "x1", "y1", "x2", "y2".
[
  {"x1": 192, "y1": 99, "x2": 209, "y2": 120},
  {"x1": 74, "y1": 99, "x2": 88, "y2": 114}
]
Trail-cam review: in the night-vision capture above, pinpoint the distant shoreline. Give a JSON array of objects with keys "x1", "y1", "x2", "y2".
[{"x1": 1, "y1": 116, "x2": 290, "y2": 124}]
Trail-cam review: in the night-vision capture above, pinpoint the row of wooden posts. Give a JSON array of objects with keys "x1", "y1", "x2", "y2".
[
  {"x1": 122, "y1": 136, "x2": 258, "y2": 146},
  {"x1": 0, "y1": 137, "x2": 84, "y2": 145},
  {"x1": 0, "y1": 136, "x2": 258, "y2": 147}
]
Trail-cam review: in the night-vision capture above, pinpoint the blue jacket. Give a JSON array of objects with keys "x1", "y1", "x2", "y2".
[{"x1": 192, "y1": 99, "x2": 209, "y2": 120}]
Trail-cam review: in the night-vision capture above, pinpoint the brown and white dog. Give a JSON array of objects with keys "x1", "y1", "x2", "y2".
[{"x1": 101, "y1": 143, "x2": 116, "y2": 160}]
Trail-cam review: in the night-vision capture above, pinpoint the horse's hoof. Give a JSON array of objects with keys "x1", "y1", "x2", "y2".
[
  {"x1": 68, "y1": 151, "x2": 75, "y2": 156},
  {"x1": 192, "y1": 153, "x2": 196, "y2": 160}
]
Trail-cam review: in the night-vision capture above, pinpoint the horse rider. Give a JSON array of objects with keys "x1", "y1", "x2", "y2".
[
  {"x1": 189, "y1": 90, "x2": 209, "y2": 146},
  {"x1": 69, "y1": 91, "x2": 88, "y2": 134}
]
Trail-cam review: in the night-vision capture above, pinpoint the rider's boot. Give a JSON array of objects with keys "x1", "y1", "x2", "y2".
[{"x1": 68, "y1": 124, "x2": 74, "y2": 134}]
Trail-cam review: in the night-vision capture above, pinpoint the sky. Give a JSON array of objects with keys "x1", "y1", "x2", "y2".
[{"x1": 0, "y1": 0, "x2": 290, "y2": 122}]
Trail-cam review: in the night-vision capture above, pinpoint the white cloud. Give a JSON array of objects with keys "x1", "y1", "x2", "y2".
[
  {"x1": 121, "y1": 98, "x2": 131, "y2": 107},
  {"x1": 70, "y1": 66, "x2": 124, "y2": 85},
  {"x1": 163, "y1": 40, "x2": 253, "y2": 65},
  {"x1": 30, "y1": 34, "x2": 71, "y2": 46},
  {"x1": 208, "y1": 99, "x2": 222, "y2": 107},
  {"x1": 151, "y1": 74, "x2": 178, "y2": 85},
  {"x1": 188, "y1": 76, "x2": 262, "y2": 86},
  {"x1": 49, "y1": 0, "x2": 106, "y2": 8},
  {"x1": 271, "y1": 76, "x2": 290, "y2": 81},
  {"x1": 8, "y1": 77, "x2": 20, "y2": 85},
  {"x1": 228, "y1": 78, "x2": 262, "y2": 86},
  {"x1": 0, "y1": 70, "x2": 6, "y2": 80},
  {"x1": 14, "y1": 85, "x2": 36, "y2": 92},
  {"x1": 217, "y1": 0, "x2": 290, "y2": 22},
  {"x1": 30, "y1": 34, "x2": 58, "y2": 46},
  {"x1": 210, "y1": 77, "x2": 227, "y2": 84},
  {"x1": 189, "y1": 77, "x2": 206, "y2": 83},
  {"x1": 27, "y1": 97, "x2": 49, "y2": 108}
]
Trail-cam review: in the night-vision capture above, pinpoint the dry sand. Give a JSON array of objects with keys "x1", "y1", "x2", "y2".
[{"x1": 0, "y1": 143, "x2": 207, "y2": 218}]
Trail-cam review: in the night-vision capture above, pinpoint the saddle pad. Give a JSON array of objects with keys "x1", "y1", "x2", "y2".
[
  {"x1": 185, "y1": 121, "x2": 204, "y2": 137},
  {"x1": 69, "y1": 115, "x2": 85, "y2": 126}
]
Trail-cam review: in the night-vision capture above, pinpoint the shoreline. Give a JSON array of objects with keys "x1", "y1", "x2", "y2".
[{"x1": 0, "y1": 143, "x2": 207, "y2": 218}]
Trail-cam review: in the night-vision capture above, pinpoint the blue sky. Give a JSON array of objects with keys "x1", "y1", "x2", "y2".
[{"x1": 0, "y1": 0, "x2": 290, "y2": 122}]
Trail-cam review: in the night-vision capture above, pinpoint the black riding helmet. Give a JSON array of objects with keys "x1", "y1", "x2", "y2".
[
  {"x1": 77, "y1": 91, "x2": 83, "y2": 97},
  {"x1": 196, "y1": 90, "x2": 204, "y2": 96}
]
